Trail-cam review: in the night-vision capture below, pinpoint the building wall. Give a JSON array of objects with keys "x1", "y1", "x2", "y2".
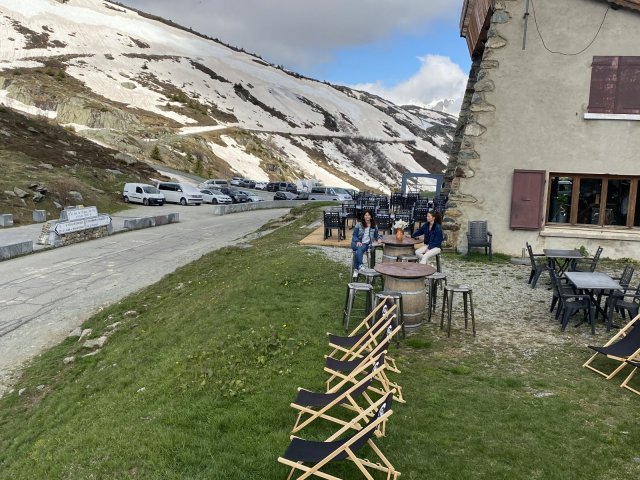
[{"x1": 449, "y1": 0, "x2": 640, "y2": 259}]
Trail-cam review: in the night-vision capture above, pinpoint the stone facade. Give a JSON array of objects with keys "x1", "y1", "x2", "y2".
[{"x1": 447, "y1": 0, "x2": 640, "y2": 259}]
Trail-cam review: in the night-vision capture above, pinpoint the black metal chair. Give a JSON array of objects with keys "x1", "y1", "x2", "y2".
[
  {"x1": 466, "y1": 221, "x2": 492, "y2": 260},
  {"x1": 323, "y1": 210, "x2": 345, "y2": 240},
  {"x1": 526, "y1": 242, "x2": 550, "y2": 288},
  {"x1": 376, "y1": 212, "x2": 392, "y2": 235},
  {"x1": 598, "y1": 264, "x2": 634, "y2": 318},
  {"x1": 571, "y1": 246, "x2": 603, "y2": 272},
  {"x1": 549, "y1": 269, "x2": 595, "y2": 333},
  {"x1": 413, "y1": 207, "x2": 430, "y2": 228},
  {"x1": 432, "y1": 194, "x2": 448, "y2": 215},
  {"x1": 606, "y1": 282, "x2": 640, "y2": 321}
]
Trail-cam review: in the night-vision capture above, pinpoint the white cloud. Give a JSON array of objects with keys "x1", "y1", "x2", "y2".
[
  {"x1": 122, "y1": 0, "x2": 460, "y2": 69},
  {"x1": 351, "y1": 55, "x2": 467, "y2": 114}
]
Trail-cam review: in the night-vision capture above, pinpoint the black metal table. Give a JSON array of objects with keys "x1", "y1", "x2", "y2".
[
  {"x1": 564, "y1": 272, "x2": 623, "y2": 332},
  {"x1": 544, "y1": 249, "x2": 583, "y2": 275}
]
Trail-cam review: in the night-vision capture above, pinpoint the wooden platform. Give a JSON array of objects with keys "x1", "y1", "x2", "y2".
[{"x1": 299, "y1": 225, "x2": 351, "y2": 248}]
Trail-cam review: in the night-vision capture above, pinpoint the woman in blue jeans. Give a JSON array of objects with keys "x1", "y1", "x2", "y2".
[{"x1": 351, "y1": 210, "x2": 381, "y2": 277}]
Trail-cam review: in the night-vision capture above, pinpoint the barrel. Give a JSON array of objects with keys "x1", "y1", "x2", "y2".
[
  {"x1": 383, "y1": 275, "x2": 427, "y2": 330},
  {"x1": 382, "y1": 244, "x2": 415, "y2": 263}
]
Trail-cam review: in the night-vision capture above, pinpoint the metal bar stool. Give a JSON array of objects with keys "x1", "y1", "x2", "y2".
[
  {"x1": 440, "y1": 284, "x2": 476, "y2": 337},
  {"x1": 427, "y1": 272, "x2": 447, "y2": 322},
  {"x1": 357, "y1": 267, "x2": 384, "y2": 291},
  {"x1": 396, "y1": 254, "x2": 418, "y2": 262},
  {"x1": 375, "y1": 291, "x2": 405, "y2": 342},
  {"x1": 343, "y1": 282, "x2": 374, "y2": 330}
]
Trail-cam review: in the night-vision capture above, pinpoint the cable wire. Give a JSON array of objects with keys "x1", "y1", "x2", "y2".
[{"x1": 530, "y1": 0, "x2": 610, "y2": 56}]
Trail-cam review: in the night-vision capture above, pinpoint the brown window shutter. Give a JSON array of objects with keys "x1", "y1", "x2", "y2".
[
  {"x1": 588, "y1": 56, "x2": 619, "y2": 114},
  {"x1": 510, "y1": 170, "x2": 546, "y2": 230},
  {"x1": 617, "y1": 57, "x2": 640, "y2": 114}
]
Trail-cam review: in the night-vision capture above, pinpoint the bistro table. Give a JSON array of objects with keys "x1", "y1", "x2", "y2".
[
  {"x1": 544, "y1": 249, "x2": 584, "y2": 275},
  {"x1": 564, "y1": 272, "x2": 623, "y2": 333},
  {"x1": 380, "y1": 234, "x2": 421, "y2": 263},
  {"x1": 374, "y1": 262, "x2": 436, "y2": 330}
]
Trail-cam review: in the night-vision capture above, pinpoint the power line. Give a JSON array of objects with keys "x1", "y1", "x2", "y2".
[{"x1": 530, "y1": 0, "x2": 610, "y2": 56}]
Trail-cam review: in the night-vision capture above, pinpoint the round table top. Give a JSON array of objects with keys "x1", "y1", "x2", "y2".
[
  {"x1": 375, "y1": 262, "x2": 436, "y2": 278},
  {"x1": 380, "y1": 234, "x2": 421, "y2": 247}
]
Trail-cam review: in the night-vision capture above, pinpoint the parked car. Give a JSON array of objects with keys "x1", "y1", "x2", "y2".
[
  {"x1": 295, "y1": 191, "x2": 310, "y2": 200},
  {"x1": 239, "y1": 190, "x2": 264, "y2": 202},
  {"x1": 122, "y1": 183, "x2": 164, "y2": 206},
  {"x1": 230, "y1": 177, "x2": 243, "y2": 186},
  {"x1": 156, "y1": 182, "x2": 202, "y2": 205},
  {"x1": 219, "y1": 186, "x2": 248, "y2": 203},
  {"x1": 239, "y1": 179, "x2": 256, "y2": 189},
  {"x1": 309, "y1": 186, "x2": 352, "y2": 202},
  {"x1": 266, "y1": 182, "x2": 279, "y2": 192},
  {"x1": 254, "y1": 182, "x2": 267, "y2": 190},
  {"x1": 199, "y1": 179, "x2": 228, "y2": 189},
  {"x1": 274, "y1": 191, "x2": 297, "y2": 200},
  {"x1": 199, "y1": 189, "x2": 233, "y2": 204}
]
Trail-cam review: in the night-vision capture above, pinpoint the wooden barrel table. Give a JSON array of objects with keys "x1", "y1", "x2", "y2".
[
  {"x1": 374, "y1": 262, "x2": 436, "y2": 330},
  {"x1": 380, "y1": 235, "x2": 420, "y2": 263}
]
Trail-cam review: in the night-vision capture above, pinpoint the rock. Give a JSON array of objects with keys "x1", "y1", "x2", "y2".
[
  {"x1": 123, "y1": 310, "x2": 137, "y2": 318},
  {"x1": 68, "y1": 327, "x2": 82, "y2": 337},
  {"x1": 4, "y1": 190, "x2": 16, "y2": 197},
  {"x1": 53, "y1": 201, "x2": 63, "y2": 209},
  {"x1": 65, "y1": 151, "x2": 77, "y2": 157},
  {"x1": 107, "y1": 322, "x2": 121, "y2": 330},
  {"x1": 83, "y1": 336, "x2": 108, "y2": 349},
  {"x1": 79, "y1": 328, "x2": 92, "y2": 341},
  {"x1": 82, "y1": 350, "x2": 101, "y2": 358},
  {"x1": 29, "y1": 183, "x2": 39, "y2": 190},
  {"x1": 69, "y1": 191, "x2": 84, "y2": 203},
  {"x1": 38, "y1": 163, "x2": 54, "y2": 170},
  {"x1": 32, "y1": 193, "x2": 45, "y2": 203},
  {"x1": 90, "y1": 186, "x2": 105, "y2": 193},
  {"x1": 18, "y1": 388, "x2": 26, "y2": 396},
  {"x1": 105, "y1": 169, "x2": 123, "y2": 176},
  {"x1": 121, "y1": 82, "x2": 136, "y2": 90},
  {"x1": 115, "y1": 153, "x2": 138, "y2": 165},
  {"x1": 13, "y1": 187, "x2": 29, "y2": 198},
  {"x1": 0, "y1": 128, "x2": 11, "y2": 137},
  {"x1": 36, "y1": 384, "x2": 45, "y2": 391},
  {"x1": 27, "y1": 127, "x2": 39, "y2": 134},
  {"x1": 63, "y1": 356, "x2": 75, "y2": 364}
]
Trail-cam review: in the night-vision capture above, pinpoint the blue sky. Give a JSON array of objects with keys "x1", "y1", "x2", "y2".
[{"x1": 123, "y1": 0, "x2": 470, "y2": 113}]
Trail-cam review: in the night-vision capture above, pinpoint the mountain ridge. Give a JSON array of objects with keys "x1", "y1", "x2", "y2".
[{"x1": 0, "y1": 0, "x2": 456, "y2": 193}]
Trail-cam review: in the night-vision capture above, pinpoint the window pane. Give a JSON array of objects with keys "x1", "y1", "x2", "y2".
[
  {"x1": 547, "y1": 176, "x2": 573, "y2": 223},
  {"x1": 577, "y1": 178, "x2": 603, "y2": 225},
  {"x1": 605, "y1": 179, "x2": 630, "y2": 226}
]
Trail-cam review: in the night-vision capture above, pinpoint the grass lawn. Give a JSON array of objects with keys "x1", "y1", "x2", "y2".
[{"x1": 1, "y1": 205, "x2": 639, "y2": 479}]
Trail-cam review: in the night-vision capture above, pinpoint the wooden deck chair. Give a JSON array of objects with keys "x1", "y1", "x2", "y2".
[
  {"x1": 327, "y1": 297, "x2": 396, "y2": 358},
  {"x1": 583, "y1": 312, "x2": 640, "y2": 380},
  {"x1": 290, "y1": 355, "x2": 387, "y2": 436},
  {"x1": 620, "y1": 359, "x2": 640, "y2": 396},
  {"x1": 328, "y1": 298, "x2": 398, "y2": 370},
  {"x1": 278, "y1": 392, "x2": 400, "y2": 480},
  {"x1": 325, "y1": 326, "x2": 405, "y2": 403}
]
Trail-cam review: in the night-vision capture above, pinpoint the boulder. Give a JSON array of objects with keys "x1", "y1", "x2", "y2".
[{"x1": 13, "y1": 187, "x2": 28, "y2": 198}]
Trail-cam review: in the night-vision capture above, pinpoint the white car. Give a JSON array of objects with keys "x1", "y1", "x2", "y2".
[
  {"x1": 230, "y1": 177, "x2": 243, "y2": 186},
  {"x1": 239, "y1": 190, "x2": 264, "y2": 202},
  {"x1": 199, "y1": 189, "x2": 233, "y2": 204},
  {"x1": 254, "y1": 182, "x2": 267, "y2": 190}
]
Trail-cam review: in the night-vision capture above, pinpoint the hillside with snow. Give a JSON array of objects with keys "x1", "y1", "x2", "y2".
[{"x1": 0, "y1": 0, "x2": 456, "y2": 192}]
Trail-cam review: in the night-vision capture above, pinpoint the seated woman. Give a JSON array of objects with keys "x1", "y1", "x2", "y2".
[
  {"x1": 351, "y1": 210, "x2": 381, "y2": 278},
  {"x1": 411, "y1": 211, "x2": 443, "y2": 265}
]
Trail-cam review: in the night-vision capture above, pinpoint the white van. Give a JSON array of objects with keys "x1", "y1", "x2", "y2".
[
  {"x1": 123, "y1": 183, "x2": 165, "y2": 206},
  {"x1": 156, "y1": 182, "x2": 203, "y2": 206},
  {"x1": 199, "y1": 178, "x2": 229, "y2": 189},
  {"x1": 309, "y1": 187, "x2": 353, "y2": 202}
]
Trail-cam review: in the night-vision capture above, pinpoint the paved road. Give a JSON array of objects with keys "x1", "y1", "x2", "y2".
[{"x1": 0, "y1": 205, "x2": 289, "y2": 394}]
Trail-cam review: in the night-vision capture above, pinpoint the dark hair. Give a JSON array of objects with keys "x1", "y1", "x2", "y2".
[
  {"x1": 428, "y1": 210, "x2": 442, "y2": 225},
  {"x1": 362, "y1": 209, "x2": 376, "y2": 227}
]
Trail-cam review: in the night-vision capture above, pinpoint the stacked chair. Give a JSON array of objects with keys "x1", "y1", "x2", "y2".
[{"x1": 278, "y1": 298, "x2": 403, "y2": 479}]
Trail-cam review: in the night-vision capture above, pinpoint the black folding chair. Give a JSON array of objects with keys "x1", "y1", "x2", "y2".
[
  {"x1": 526, "y1": 242, "x2": 550, "y2": 288},
  {"x1": 583, "y1": 313, "x2": 640, "y2": 379}
]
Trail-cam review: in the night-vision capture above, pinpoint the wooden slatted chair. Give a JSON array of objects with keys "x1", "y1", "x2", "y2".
[{"x1": 620, "y1": 358, "x2": 640, "y2": 396}]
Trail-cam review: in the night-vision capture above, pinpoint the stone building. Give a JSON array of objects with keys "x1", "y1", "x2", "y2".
[{"x1": 445, "y1": 0, "x2": 640, "y2": 259}]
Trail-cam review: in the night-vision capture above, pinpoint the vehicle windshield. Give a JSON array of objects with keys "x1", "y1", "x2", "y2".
[{"x1": 142, "y1": 186, "x2": 160, "y2": 194}]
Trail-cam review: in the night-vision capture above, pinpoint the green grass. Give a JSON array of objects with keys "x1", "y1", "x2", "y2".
[{"x1": 1, "y1": 206, "x2": 639, "y2": 479}]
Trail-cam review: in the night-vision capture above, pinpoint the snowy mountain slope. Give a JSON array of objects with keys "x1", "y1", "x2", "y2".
[{"x1": 0, "y1": 0, "x2": 456, "y2": 192}]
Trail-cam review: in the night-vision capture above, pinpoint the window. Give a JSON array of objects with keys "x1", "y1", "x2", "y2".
[
  {"x1": 547, "y1": 174, "x2": 638, "y2": 228},
  {"x1": 587, "y1": 56, "x2": 640, "y2": 115}
]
